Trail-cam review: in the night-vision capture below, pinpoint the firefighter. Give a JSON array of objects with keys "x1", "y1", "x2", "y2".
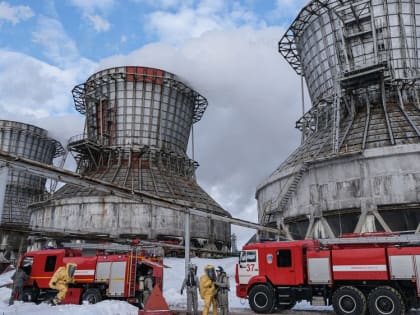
[
  {"x1": 180, "y1": 263, "x2": 199, "y2": 315},
  {"x1": 142, "y1": 268, "x2": 154, "y2": 306},
  {"x1": 9, "y1": 267, "x2": 29, "y2": 305},
  {"x1": 215, "y1": 266, "x2": 230, "y2": 315},
  {"x1": 199, "y1": 264, "x2": 217, "y2": 315},
  {"x1": 48, "y1": 262, "x2": 77, "y2": 305}
]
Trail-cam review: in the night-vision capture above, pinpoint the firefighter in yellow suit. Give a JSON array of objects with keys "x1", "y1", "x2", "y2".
[
  {"x1": 199, "y1": 264, "x2": 217, "y2": 315},
  {"x1": 49, "y1": 263, "x2": 77, "y2": 305}
]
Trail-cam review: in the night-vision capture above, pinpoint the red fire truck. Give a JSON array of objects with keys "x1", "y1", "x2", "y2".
[
  {"x1": 16, "y1": 242, "x2": 164, "y2": 306},
  {"x1": 236, "y1": 233, "x2": 420, "y2": 315}
]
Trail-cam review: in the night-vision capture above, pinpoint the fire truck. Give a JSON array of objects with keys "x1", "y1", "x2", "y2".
[
  {"x1": 235, "y1": 233, "x2": 420, "y2": 315},
  {"x1": 16, "y1": 241, "x2": 164, "y2": 306}
]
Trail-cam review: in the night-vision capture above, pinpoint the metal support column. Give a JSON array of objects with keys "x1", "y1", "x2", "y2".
[
  {"x1": 184, "y1": 210, "x2": 192, "y2": 313},
  {"x1": 301, "y1": 75, "x2": 306, "y2": 144},
  {"x1": 381, "y1": 76, "x2": 395, "y2": 145},
  {"x1": 191, "y1": 125, "x2": 196, "y2": 180},
  {"x1": 372, "y1": 210, "x2": 392, "y2": 232},
  {"x1": 0, "y1": 165, "x2": 8, "y2": 221},
  {"x1": 397, "y1": 86, "x2": 405, "y2": 110},
  {"x1": 185, "y1": 210, "x2": 191, "y2": 272},
  {"x1": 414, "y1": 85, "x2": 420, "y2": 109}
]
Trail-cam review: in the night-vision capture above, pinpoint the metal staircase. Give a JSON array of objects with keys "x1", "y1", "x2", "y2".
[
  {"x1": 278, "y1": 162, "x2": 309, "y2": 211},
  {"x1": 260, "y1": 161, "x2": 309, "y2": 228}
]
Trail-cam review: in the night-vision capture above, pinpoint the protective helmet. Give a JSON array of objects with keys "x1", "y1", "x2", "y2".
[
  {"x1": 67, "y1": 263, "x2": 77, "y2": 277},
  {"x1": 205, "y1": 264, "x2": 216, "y2": 281},
  {"x1": 23, "y1": 261, "x2": 32, "y2": 268},
  {"x1": 204, "y1": 264, "x2": 214, "y2": 271},
  {"x1": 216, "y1": 266, "x2": 224, "y2": 273}
]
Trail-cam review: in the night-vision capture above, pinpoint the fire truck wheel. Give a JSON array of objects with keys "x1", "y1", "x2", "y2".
[
  {"x1": 332, "y1": 286, "x2": 367, "y2": 315},
  {"x1": 82, "y1": 288, "x2": 102, "y2": 304},
  {"x1": 367, "y1": 286, "x2": 404, "y2": 315},
  {"x1": 248, "y1": 284, "x2": 276, "y2": 314}
]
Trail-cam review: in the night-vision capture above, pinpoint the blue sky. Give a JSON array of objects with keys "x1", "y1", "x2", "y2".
[
  {"x1": 1, "y1": 1, "x2": 305, "y2": 65},
  {"x1": 0, "y1": 0, "x2": 308, "y2": 246}
]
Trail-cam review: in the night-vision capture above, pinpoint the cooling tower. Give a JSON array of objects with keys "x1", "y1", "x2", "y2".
[
  {"x1": 0, "y1": 120, "x2": 64, "y2": 258},
  {"x1": 29, "y1": 66, "x2": 231, "y2": 253},
  {"x1": 257, "y1": 0, "x2": 420, "y2": 239}
]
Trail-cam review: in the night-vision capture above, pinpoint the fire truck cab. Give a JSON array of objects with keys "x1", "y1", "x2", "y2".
[
  {"x1": 16, "y1": 242, "x2": 164, "y2": 306},
  {"x1": 236, "y1": 234, "x2": 420, "y2": 315}
]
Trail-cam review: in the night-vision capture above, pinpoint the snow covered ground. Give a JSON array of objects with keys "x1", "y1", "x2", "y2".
[{"x1": 0, "y1": 256, "x2": 333, "y2": 315}]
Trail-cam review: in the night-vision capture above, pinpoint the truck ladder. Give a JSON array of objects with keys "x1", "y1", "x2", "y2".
[
  {"x1": 127, "y1": 248, "x2": 138, "y2": 297},
  {"x1": 319, "y1": 233, "x2": 420, "y2": 246},
  {"x1": 62, "y1": 242, "x2": 160, "y2": 253},
  {"x1": 62, "y1": 242, "x2": 134, "y2": 252}
]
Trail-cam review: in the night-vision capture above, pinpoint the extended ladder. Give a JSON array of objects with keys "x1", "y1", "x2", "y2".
[{"x1": 319, "y1": 233, "x2": 420, "y2": 246}]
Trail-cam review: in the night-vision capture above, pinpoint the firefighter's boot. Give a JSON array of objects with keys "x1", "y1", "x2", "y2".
[{"x1": 52, "y1": 297, "x2": 62, "y2": 305}]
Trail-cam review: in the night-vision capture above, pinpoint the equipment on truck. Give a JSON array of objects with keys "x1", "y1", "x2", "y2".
[
  {"x1": 14, "y1": 241, "x2": 164, "y2": 307},
  {"x1": 235, "y1": 232, "x2": 420, "y2": 315}
]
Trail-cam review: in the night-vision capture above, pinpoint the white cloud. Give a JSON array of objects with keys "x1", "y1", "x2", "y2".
[
  {"x1": 99, "y1": 26, "x2": 302, "y2": 231},
  {"x1": 0, "y1": 50, "x2": 96, "y2": 121},
  {"x1": 0, "y1": 49, "x2": 94, "y2": 179},
  {"x1": 0, "y1": 45, "x2": 94, "y2": 180},
  {"x1": 144, "y1": 1, "x2": 263, "y2": 45},
  {"x1": 69, "y1": 0, "x2": 113, "y2": 32},
  {"x1": 87, "y1": 14, "x2": 111, "y2": 32},
  {"x1": 69, "y1": 0, "x2": 115, "y2": 13},
  {"x1": 31, "y1": 16, "x2": 82, "y2": 68},
  {"x1": 147, "y1": 9, "x2": 222, "y2": 44},
  {"x1": 0, "y1": 1, "x2": 34, "y2": 25},
  {"x1": 196, "y1": 0, "x2": 225, "y2": 15},
  {"x1": 135, "y1": 0, "x2": 191, "y2": 9}
]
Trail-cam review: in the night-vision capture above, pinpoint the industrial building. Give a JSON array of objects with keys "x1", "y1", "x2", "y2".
[
  {"x1": 28, "y1": 66, "x2": 232, "y2": 253},
  {"x1": 257, "y1": 0, "x2": 420, "y2": 239},
  {"x1": 0, "y1": 120, "x2": 64, "y2": 260}
]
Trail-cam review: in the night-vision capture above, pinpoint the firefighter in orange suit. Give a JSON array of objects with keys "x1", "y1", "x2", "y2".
[
  {"x1": 49, "y1": 263, "x2": 77, "y2": 305},
  {"x1": 199, "y1": 264, "x2": 217, "y2": 315}
]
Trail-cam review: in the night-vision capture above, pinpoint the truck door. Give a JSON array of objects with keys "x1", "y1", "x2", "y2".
[
  {"x1": 267, "y1": 246, "x2": 303, "y2": 286},
  {"x1": 238, "y1": 250, "x2": 259, "y2": 285}
]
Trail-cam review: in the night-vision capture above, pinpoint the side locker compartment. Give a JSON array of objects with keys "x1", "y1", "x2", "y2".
[
  {"x1": 388, "y1": 247, "x2": 420, "y2": 297},
  {"x1": 109, "y1": 261, "x2": 127, "y2": 297},
  {"x1": 95, "y1": 258, "x2": 128, "y2": 297},
  {"x1": 96, "y1": 262, "x2": 112, "y2": 283},
  {"x1": 416, "y1": 255, "x2": 420, "y2": 297},
  {"x1": 388, "y1": 254, "x2": 415, "y2": 280},
  {"x1": 307, "y1": 249, "x2": 332, "y2": 285}
]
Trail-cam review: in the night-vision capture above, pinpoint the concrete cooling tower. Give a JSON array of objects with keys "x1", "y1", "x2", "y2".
[
  {"x1": 29, "y1": 66, "x2": 231, "y2": 253},
  {"x1": 257, "y1": 0, "x2": 420, "y2": 239},
  {"x1": 0, "y1": 120, "x2": 64, "y2": 259}
]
